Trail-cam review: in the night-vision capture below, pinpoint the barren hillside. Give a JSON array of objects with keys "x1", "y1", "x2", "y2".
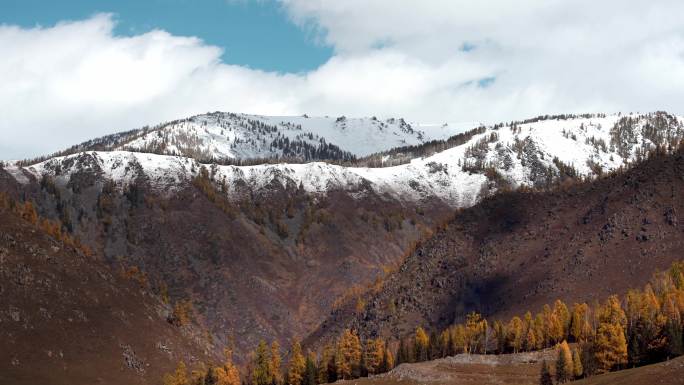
[{"x1": 0, "y1": 202, "x2": 220, "y2": 385}]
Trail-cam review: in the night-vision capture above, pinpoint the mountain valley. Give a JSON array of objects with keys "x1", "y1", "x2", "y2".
[{"x1": 2, "y1": 110, "x2": 684, "y2": 384}]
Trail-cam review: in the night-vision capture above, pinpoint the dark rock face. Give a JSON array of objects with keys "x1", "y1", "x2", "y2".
[{"x1": 307, "y1": 149, "x2": 684, "y2": 348}]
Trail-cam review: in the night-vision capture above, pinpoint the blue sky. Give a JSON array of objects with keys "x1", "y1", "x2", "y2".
[{"x1": 0, "y1": 0, "x2": 332, "y2": 72}]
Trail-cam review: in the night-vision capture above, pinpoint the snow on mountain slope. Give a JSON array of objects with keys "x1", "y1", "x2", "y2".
[
  {"x1": 55, "y1": 112, "x2": 475, "y2": 163},
  {"x1": 10, "y1": 112, "x2": 683, "y2": 208}
]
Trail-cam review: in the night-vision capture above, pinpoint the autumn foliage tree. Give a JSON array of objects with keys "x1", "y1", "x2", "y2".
[
  {"x1": 572, "y1": 347, "x2": 583, "y2": 378},
  {"x1": 164, "y1": 361, "x2": 189, "y2": 385},
  {"x1": 214, "y1": 349, "x2": 241, "y2": 385},
  {"x1": 304, "y1": 352, "x2": 317, "y2": 385},
  {"x1": 555, "y1": 340, "x2": 573, "y2": 383},
  {"x1": 335, "y1": 329, "x2": 361, "y2": 379},
  {"x1": 170, "y1": 299, "x2": 194, "y2": 327},
  {"x1": 287, "y1": 341, "x2": 306, "y2": 385},
  {"x1": 363, "y1": 338, "x2": 385, "y2": 375},
  {"x1": 594, "y1": 295, "x2": 628, "y2": 372},
  {"x1": 413, "y1": 327, "x2": 430, "y2": 362},
  {"x1": 253, "y1": 340, "x2": 273, "y2": 385},
  {"x1": 270, "y1": 341, "x2": 282, "y2": 385}
]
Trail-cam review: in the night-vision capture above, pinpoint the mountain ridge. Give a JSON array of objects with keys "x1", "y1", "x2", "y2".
[
  {"x1": 13, "y1": 112, "x2": 476, "y2": 166},
  {"x1": 7, "y1": 111, "x2": 683, "y2": 208}
]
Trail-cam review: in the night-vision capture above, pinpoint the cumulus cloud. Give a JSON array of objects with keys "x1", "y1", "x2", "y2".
[{"x1": 2, "y1": 2, "x2": 684, "y2": 159}]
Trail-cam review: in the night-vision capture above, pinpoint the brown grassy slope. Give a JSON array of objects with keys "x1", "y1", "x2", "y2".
[
  {"x1": 574, "y1": 356, "x2": 684, "y2": 385},
  {"x1": 0, "y1": 207, "x2": 219, "y2": 385},
  {"x1": 307, "y1": 148, "x2": 684, "y2": 346}
]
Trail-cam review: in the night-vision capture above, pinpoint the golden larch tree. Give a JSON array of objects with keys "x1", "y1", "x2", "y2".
[
  {"x1": 164, "y1": 360, "x2": 189, "y2": 385},
  {"x1": 288, "y1": 341, "x2": 306, "y2": 385},
  {"x1": 270, "y1": 341, "x2": 282, "y2": 385},
  {"x1": 364, "y1": 338, "x2": 384, "y2": 375},
  {"x1": 572, "y1": 347, "x2": 583, "y2": 378},
  {"x1": 594, "y1": 320, "x2": 628, "y2": 372},
  {"x1": 414, "y1": 327, "x2": 430, "y2": 361},
  {"x1": 507, "y1": 316, "x2": 524, "y2": 353},
  {"x1": 336, "y1": 329, "x2": 361, "y2": 379},
  {"x1": 252, "y1": 340, "x2": 272, "y2": 385},
  {"x1": 215, "y1": 349, "x2": 241, "y2": 385},
  {"x1": 555, "y1": 340, "x2": 573, "y2": 383}
]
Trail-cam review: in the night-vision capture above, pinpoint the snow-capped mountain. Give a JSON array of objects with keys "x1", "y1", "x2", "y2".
[
  {"x1": 32, "y1": 112, "x2": 474, "y2": 164},
  {"x1": 8, "y1": 112, "x2": 684, "y2": 207}
]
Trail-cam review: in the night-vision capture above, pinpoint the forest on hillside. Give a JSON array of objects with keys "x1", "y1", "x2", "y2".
[{"x1": 158, "y1": 258, "x2": 684, "y2": 385}]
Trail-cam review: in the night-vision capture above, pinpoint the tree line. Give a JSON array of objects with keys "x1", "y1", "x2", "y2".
[
  {"x1": 389, "y1": 260, "x2": 684, "y2": 383},
  {"x1": 158, "y1": 246, "x2": 684, "y2": 384},
  {"x1": 163, "y1": 331, "x2": 395, "y2": 385}
]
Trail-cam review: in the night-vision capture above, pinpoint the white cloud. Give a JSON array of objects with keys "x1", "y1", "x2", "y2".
[{"x1": 2, "y1": 2, "x2": 684, "y2": 159}]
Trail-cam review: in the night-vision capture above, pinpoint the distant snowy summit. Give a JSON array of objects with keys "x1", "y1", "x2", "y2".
[
  {"x1": 8, "y1": 111, "x2": 684, "y2": 207},
  {"x1": 25, "y1": 112, "x2": 476, "y2": 165}
]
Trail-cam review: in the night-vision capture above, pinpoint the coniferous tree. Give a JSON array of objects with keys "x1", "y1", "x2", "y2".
[
  {"x1": 525, "y1": 328, "x2": 537, "y2": 352},
  {"x1": 380, "y1": 343, "x2": 394, "y2": 373},
  {"x1": 664, "y1": 318, "x2": 683, "y2": 358},
  {"x1": 253, "y1": 340, "x2": 273, "y2": 385},
  {"x1": 303, "y1": 352, "x2": 317, "y2": 385},
  {"x1": 533, "y1": 314, "x2": 546, "y2": 350},
  {"x1": 508, "y1": 316, "x2": 524, "y2": 353},
  {"x1": 465, "y1": 312, "x2": 485, "y2": 354},
  {"x1": 627, "y1": 330, "x2": 642, "y2": 367},
  {"x1": 207, "y1": 349, "x2": 241, "y2": 385},
  {"x1": 428, "y1": 330, "x2": 439, "y2": 359},
  {"x1": 359, "y1": 346, "x2": 367, "y2": 378},
  {"x1": 452, "y1": 325, "x2": 466, "y2": 355},
  {"x1": 164, "y1": 361, "x2": 189, "y2": 385},
  {"x1": 555, "y1": 341, "x2": 573, "y2": 383},
  {"x1": 594, "y1": 296, "x2": 628, "y2": 373},
  {"x1": 287, "y1": 341, "x2": 306, "y2": 385},
  {"x1": 317, "y1": 343, "x2": 334, "y2": 384},
  {"x1": 336, "y1": 329, "x2": 361, "y2": 379},
  {"x1": 444, "y1": 328, "x2": 454, "y2": 356},
  {"x1": 660, "y1": 292, "x2": 683, "y2": 358},
  {"x1": 414, "y1": 327, "x2": 430, "y2": 362},
  {"x1": 494, "y1": 321, "x2": 507, "y2": 353},
  {"x1": 334, "y1": 344, "x2": 346, "y2": 380},
  {"x1": 396, "y1": 338, "x2": 408, "y2": 365},
  {"x1": 572, "y1": 347, "x2": 583, "y2": 379},
  {"x1": 523, "y1": 312, "x2": 533, "y2": 349},
  {"x1": 364, "y1": 338, "x2": 384, "y2": 375},
  {"x1": 438, "y1": 330, "x2": 450, "y2": 358},
  {"x1": 482, "y1": 319, "x2": 489, "y2": 354},
  {"x1": 553, "y1": 300, "x2": 571, "y2": 342},
  {"x1": 570, "y1": 303, "x2": 592, "y2": 343},
  {"x1": 539, "y1": 360, "x2": 553, "y2": 385},
  {"x1": 270, "y1": 342, "x2": 282, "y2": 385}
]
